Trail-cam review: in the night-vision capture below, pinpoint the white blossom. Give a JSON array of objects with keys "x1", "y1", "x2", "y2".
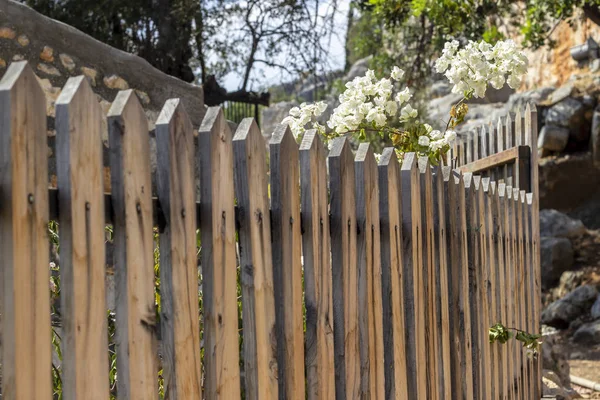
[
  {"x1": 391, "y1": 66, "x2": 405, "y2": 81},
  {"x1": 418, "y1": 136, "x2": 430, "y2": 147},
  {"x1": 400, "y1": 104, "x2": 418, "y2": 121}
]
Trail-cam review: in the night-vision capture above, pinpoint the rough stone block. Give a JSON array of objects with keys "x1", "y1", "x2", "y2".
[{"x1": 538, "y1": 125, "x2": 570, "y2": 152}]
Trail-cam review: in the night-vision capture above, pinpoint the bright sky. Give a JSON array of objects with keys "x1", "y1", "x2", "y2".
[{"x1": 218, "y1": 0, "x2": 350, "y2": 92}]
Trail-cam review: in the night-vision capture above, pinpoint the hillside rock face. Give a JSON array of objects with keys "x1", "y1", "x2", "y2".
[{"x1": 0, "y1": 0, "x2": 207, "y2": 192}]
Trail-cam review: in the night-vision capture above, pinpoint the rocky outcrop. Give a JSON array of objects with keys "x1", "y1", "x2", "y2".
[
  {"x1": 542, "y1": 285, "x2": 599, "y2": 329},
  {"x1": 541, "y1": 237, "x2": 575, "y2": 290},
  {"x1": 540, "y1": 209, "x2": 587, "y2": 238}
]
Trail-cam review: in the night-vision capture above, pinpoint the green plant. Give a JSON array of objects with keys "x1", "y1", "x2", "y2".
[{"x1": 489, "y1": 322, "x2": 542, "y2": 359}]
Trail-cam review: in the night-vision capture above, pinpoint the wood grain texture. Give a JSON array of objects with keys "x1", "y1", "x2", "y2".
[
  {"x1": 506, "y1": 187, "x2": 518, "y2": 398},
  {"x1": 463, "y1": 173, "x2": 483, "y2": 400},
  {"x1": 447, "y1": 170, "x2": 474, "y2": 400},
  {"x1": 515, "y1": 188, "x2": 526, "y2": 400},
  {"x1": 377, "y1": 148, "x2": 409, "y2": 400},
  {"x1": 269, "y1": 124, "x2": 306, "y2": 400},
  {"x1": 435, "y1": 166, "x2": 452, "y2": 400},
  {"x1": 155, "y1": 99, "x2": 202, "y2": 399},
  {"x1": 108, "y1": 90, "x2": 158, "y2": 400},
  {"x1": 521, "y1": 190, "x2": 533, "y2": 400},
  {"x1": 497, "y1": 183, "x2": 512, "y2": 400},
  {"x1": 526, "y1": 104, "x2": 541, "y2": 398},
  {"x1": 355, "y1": 143, "x2": 385, "y2": 399},
  {"x1": 328, "y1": 136, "x2": 360, "y2": 400},
  {"x1": 55, "y1": 75, "x2": 109, "y2": 400},
  {"x1": 198, "y1": 106, "x2": 241, "y2": 399},
  {"x1": 0, "y1": 61, "x2": 52, "y2": 400},
  {"x1": 232, "y1": 118, "x2": 278, "y2": 400},
  {"x1": 418, "y1": 158, "x2": 438, "y2": 400},
  {"x1": 299, "y1": 131, "x2": 335, "y2": 400},
  {"x1": 480, "y1": 126, "x2": 488, "y2": 159},
  {"x1": 400, "y1": 153, "x2": 428, "y2": 399}
]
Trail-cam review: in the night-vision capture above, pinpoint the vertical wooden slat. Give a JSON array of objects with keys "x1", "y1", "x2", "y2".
[
  {"x1": 401, "y1": 153, "x2": 428, "y2": 399},
  {"x1": 447, "y1": 171, "x2": 474, "y2": 399},
  {"x1": 521, "y1": 190, "x2": 533, "y2": 400},
  {"x1": 328, "y1": 136, "x2": 360, "y2": 399},
  {"x1": 156, "y1": 99, "x2": 202, "y2": 399},
  {"x1": 355, "y1": 143, "x2": 385, "y2": 398},
  {"x1": 497, "y1": 117, "x2": 507, "y2": 184},
  {"x1": 299, "y1": 130, "x2": 335, "y2": 400},
  {"x1": 515, "y1": 109, "x2": 523, "y2": 146},
  {"x1": 525, "y1": 193, "x2": 535, "y2": 400},
  {"x1": 525, "y1": 104, "x2": 541, "y2": 398},
  {"x1": 488, "y1": 122, "x2": 497, "y2": 181},
  {"x1": 506, "y1": 186, "x2": 519, "y2": 398},
  {"x1": 270, "y1": 124, "x2": 306, "y2": 400},
  {"x1": 56, "y1": 75, "x2": 109, "y2": 399},
  {"x1": 108, "y1": 90, "x2": 158, "y2": 400},
  {"x1": 480, "y1": 125, "x2": 488, "y2": 159},
  {"x1": 419, "y1": 158, "x2": 438, "y2": 400},
  {"x1": 466, "y1": 136, "x2": 473, "y2": 164},
  {"x1": 516, "y1": 188, "x2": 526, "y2": 400},
  {"x1": 0, "y1": 61, "x2": 52, "y2": 400},
  {"x1": 491, "y1": 182, "x2": 509, "y2": 400},
  {"x1": 232, "y1": 118, "x2": 278, "y2": 400},
  {"x1": 198, "y1": 107, "x2": 242, "y2": 399},
  {"x1": 435, "y1": 167, "x2": 453, "y2": 400},
  {"x1": 505, "y1": 113, "x2": 514, "y2": 187},
  {"x1": 378, "y1": 148, "x2": 409, "y2": 400},
  {"x1": 497, "y1": 183, "x2": 511, "y2": 400},
  {"x1": 463, "y1": 173, "x2": 482, "y2": 400},
  {"x1": 473, "y1": 130, "x2": 480, "y2": 162},
  {"x1": 480, "y1": 178, "x2": 496, "y2": 399}
]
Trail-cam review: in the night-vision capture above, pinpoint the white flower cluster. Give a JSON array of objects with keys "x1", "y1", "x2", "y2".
[
  {"x1": 327, "y1": 67, "x2": 417, "y2": 135},
  {"x1": 281, "y1": 101, "x2": 328, "y2": 137},
  {"x1": 418, "y1": 124, "x2": 457, "y2": 152},
  {"x1": 435, "y1": 39, "x2": 528, "y2": 98}
]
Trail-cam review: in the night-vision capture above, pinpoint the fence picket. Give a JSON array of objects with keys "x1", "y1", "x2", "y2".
[
  {"x1": 55, "y1": 75, "x2": 110, "y2": 399},
  {"x1": 270, "y1": 125, "x2": 306, "y2": 399},
  {"x1": 521, "y1": 190, "x2": 533, "y2": 400},
  {"x1": 473, "y1": 131, "x2": 480, "y2": 162},
  {"x1": 506, "y1": 114, "x2": 514, "y2": 187},
  {"x1": 463, "y1": 173, "x2": 483, "y2": 400},
  {"x1": 480, "y1": 126, "x2": 488, "y2": 159},
  {"x1": 328, "y1": 136, "x2": 360, "y2": 399},
  {"x1": 232, "y1": 118, "x2": 278, "y2": 400},
  {"x1": 0, "y1": 61, "x2": 52, "y2": 400},
  {"x1": 378, "y1": 148, "x2": 409, "y2": 400},
  {"x1": 515, "y1": 188, "x2": 526, "y2": 400},
  {"x1": 155, "y1": 99, "x2": 202, "y2": 399},
  {"x1": 525, "y1": 193, "x2": 536, "y2": 400},
  {"x1": 435, "y1": 167, "x2": 453, "y2": 400},
  {"x1": 198, "y1": 107, "x2": 242, "y2": 399},
  {"x1": 355, "y1": 143, "x2": 386, "y2": 398},
  {"x1": 299, "y1": 130, "x2": 335, "y2": 400},
  {"x1": 108, "y1": 90, "x2": 158, "y2": 400},
  {"x1": 498, "y1": 183, "x2": 512, "y2": 400},
  {"x1": 506, "y1": 186, "x2": 519, "y2": 399},
  {"x1": 401, "y1": 153, "x2": 428, "y2": 399},
  {"x1": 419, "y1": 158, "x2": 438, "y2": 400}
]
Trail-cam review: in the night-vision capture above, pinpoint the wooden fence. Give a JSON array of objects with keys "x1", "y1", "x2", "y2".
[{"x1": 0, "y1": 61, "x2": 541, "y2": 400}]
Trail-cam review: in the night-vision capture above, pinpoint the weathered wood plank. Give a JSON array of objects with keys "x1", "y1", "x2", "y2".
[
  {"x1": 232, "y1": 118, "x2": 278, "y2": 400},
  {"x1": 0, "y1": 61, "x2": 52, "y2": 400},
  {"x1": 463, "y1": 173, "x2": 483, "y2": 400},
  {"x1": 55, "y1": 75, "x2": 109, "y2": 400},
  {"x1": 515, "y1": 189, "x2": 526, "y2": 400},
  {"x1": 526, "y1": 104, "x2": 542, "y2": 398},
  {"x1": 355, "y1": 143, "x2": 385, "y2": 398},
  {"x1": 198, "y1": 106, "x2": 242, "y2": 399},
  {"x1": 505, "y1": 114, "x2": 514, "y2": 187},
  {"x1": 506, "y1": 187, "x2": 519, "y2": 398},
  {"x1": 466, "y1": 136, "x2": 473, "y2": 164},
  {"x1": 419, "y1": 158, "x2": 438, "y2": 400},
  {"x1": 522, "y1": 190, "x2": 533, "y2": 400},
  {"x1": 108, "y1": 90, "x2": 158, "y2": 400},
  {"x1": 435, "y1": 166, "x2": 453, "y2": 400},
  {"x1": 270, "y1": 124, "x2": 306, "y2": 399},
  {"x1": 328, "y1": 136, "x2": 360, "y2": 399},
  {"x1": 457, "y1": 146, "x2": 529, "y2": 176},
  {"x1": 447, "y1": 170, "x2": 474, "y2": 400},
  {"x1": 480, "y1": 126, "x2": 488, "y2": 159},
  {"x1": 378, "y1": 148, "x2": 409, "y2": 400},
  {"x1": 155, "y1": 99, "x2": 202, "y2": 399},
  {"x1": 401, "y1": 153, "x2": 428, "y2": 399},
  {"x1": 473, "y1": 131, "x2": 480, "y2": 162},
  {"x1": 299, "y1": 130, "x2": 335, "y2": 400}
]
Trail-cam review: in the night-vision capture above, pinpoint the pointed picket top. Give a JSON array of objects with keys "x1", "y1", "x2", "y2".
[
  {"x1": 506, "y1": 185, "x2": 513, "y2": 201},
  {"x1": 489, "y1": 180, "x2": 497, "y2": 196},
  {"x1": 462, "y1": 172, "x2": 474, "y2": 189},
  {"x1": 156, "y1": 98, "x2": 193, "y2": 132},
  {"x1": 506, "y1": 112, "x2": 514, "y2": 148},
  {"x1": 233, "y1": 117, "x2": 261, "y2": 144},
  {"x1": 488, "y1": 120, "x2": 496, "y2": 155},
  {"x1": 441, "y1": 166, "x2": 452, "y2": 182},
  {"x1": 526, "y1": 193, "x2": 533, "y2": 205},
  {"x1": 355, "y1": 141, "x2": 376, "y2": 165},
  {"x1": 378, "y1": 146, "x2": 399, "y2": 168},
  {"x1": 479, "y1": 125, "x2": 488, "y2": 158},
  {"x1": 472, "y1": 175, "x2": 481, "y2": 191},
  {"x1": 271, "y1": 122, "x2": 298, "y2": 148},
  {"x1": 520, "y1": 190, "x2": 526, "y2": 204},
  {"x1": 400, "y1": 151, "x2": 418, "y2": 172},
  {"x1": 481, "y1": 177, "x2": 491, "y2": 193},
  {"x1": 515, "y1": 108, "x2": 523, "y2": 145},
  {"x1": 498, "y1": 182, "x2": 506, "y2": 198},
  {"x1": 0, "y1": 61, "x2": 43, "y2": 99},
  {"x1": 496, "y1": 116, "x2": 505, "y2": 152},
  {"x1": 107, "y1": 89, "x2": 143, "y2": 120},
  {"x1": 417, "y1": 155, "x2": 431, "y2": 174},
  {"x1": 513, "y1": 187, "x2": 520, "y2": 204},
  {"x1": 299, "y1": 129, "x2": 327, "y2": 153}
]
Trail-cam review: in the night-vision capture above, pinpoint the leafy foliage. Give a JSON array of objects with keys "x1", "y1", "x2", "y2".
[{"x1": 489, "y1": 322, "x2": 543, "y2": 359}]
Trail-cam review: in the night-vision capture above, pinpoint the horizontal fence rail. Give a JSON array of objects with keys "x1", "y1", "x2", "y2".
[{"x1": 0, "y1": 61, "x2": 541, "y2": 400}]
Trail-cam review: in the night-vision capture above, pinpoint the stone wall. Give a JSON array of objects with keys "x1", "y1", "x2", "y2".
[{"x1": 0, "y1": 0, "x2": 207, "y2": 192}]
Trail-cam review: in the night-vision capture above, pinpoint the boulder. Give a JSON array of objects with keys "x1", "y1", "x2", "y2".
[
  {"x1": 540, "y1": 209, "x2": 587, "y2": 238},
  {"x1": 541, "y1": 237, "x2": 574, "y2": 290},
  {"x1": 541, "y1": 284, "x2": 598, "y2": 329},
  {"x1": 343, "y1": 56, "x2": 371, "y2": 82},
  {"x1": 538, "y1": 125, "x2": 570, "y2": 152},
  {"x1": 542, "y1": 327, "x2": 571, "y2": 388},
  {"x1": 592, "y1": 295, "x2": 600, "y2": 320},
  {"x1": 506, "y1": 86, "x2": 555, "y2": 111},
  {"x1": 544, "y1": 84, "x2": 574, "y2": 106},
  {"x1": 545, "y1": 97, "x2": 590, "y2": 142},
  {"x1": 572, "y1": 320, "x2": 600, "y2": 344}
]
